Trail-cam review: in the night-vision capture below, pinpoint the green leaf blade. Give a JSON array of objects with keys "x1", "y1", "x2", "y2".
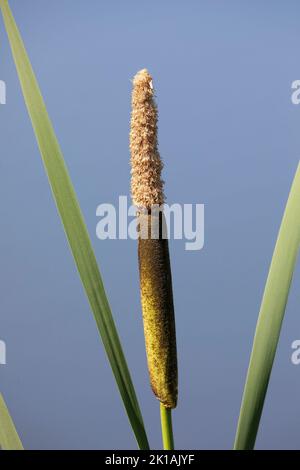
[
  {"x1": 0, "y1": 394, "x2": 23, "y2": 450},
  {"x1": 0, "y1": 0, "x2": 149, "y2": 449},
  {"x1": 234, "y1": 163, "x2": 300, "y2": 449}
]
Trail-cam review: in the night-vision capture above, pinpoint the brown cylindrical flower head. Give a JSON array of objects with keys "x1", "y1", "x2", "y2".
[
  {"x1": 130, "y1": 69, "x2": 164, "y2": 209},
  {"x1": 138, "y1": 211, "x2": 178, "y2": 408},
  {"x1": 130, "y1": 69, "x2": 178, "y2": 409}
]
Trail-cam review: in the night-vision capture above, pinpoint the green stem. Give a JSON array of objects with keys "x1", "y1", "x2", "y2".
[{"x1": 160, "y1": 403, "x2": 174, "y2": 450}]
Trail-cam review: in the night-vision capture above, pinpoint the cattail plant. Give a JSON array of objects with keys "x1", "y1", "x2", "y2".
[
  {"x1": 130, "y1": 69, "x2": 178, "y2": 449},
  {"x1": 4, "y1": 0, "x2": 300, "y2": 452}
]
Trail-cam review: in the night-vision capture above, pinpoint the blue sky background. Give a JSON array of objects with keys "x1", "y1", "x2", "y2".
[{"x1": 1, "y1": 0, "x2": 300, "y2": 449}]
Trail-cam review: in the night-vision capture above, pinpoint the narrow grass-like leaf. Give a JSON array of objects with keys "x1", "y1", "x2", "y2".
[
  {"x1": 0, "y1": 0, "x2": 149, "y2": 449},
  {"x1": 234, "y1": 163, "x2": 300, "y2": 450},
  {"x1": 0, "y1": 394, "x2": 23, "y2": 450}
]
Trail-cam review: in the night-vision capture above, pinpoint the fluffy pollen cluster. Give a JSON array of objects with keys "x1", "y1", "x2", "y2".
[{"x1": 130, "y1": 69, "x2": 165, "y2": 209}]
